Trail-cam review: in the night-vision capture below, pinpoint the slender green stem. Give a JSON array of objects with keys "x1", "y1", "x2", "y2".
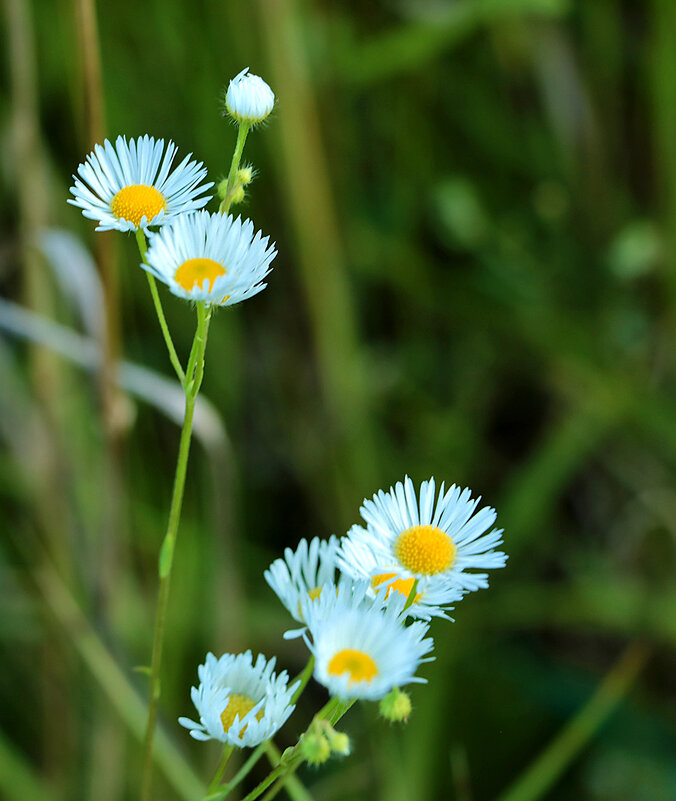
[
  {"x1": 139, "y1": 310, "x2": 211, "y2": 801},
  {"x1": 219, "y1": 123, "x2": 250, "y2": 214},
  {"x1": 403, "y1": 579, "x2": 418, "y2": 612},
  {"x1": 189, "y1": 303, "x2": 212, "y2": 396},
  {"x1": 328, "y1": 698, "x2": 355, "y2": 727},
  {"x1": 239, "y1": 697, "x2": 354, "y2": 801},
  {"x1": 212, "y1": 743, "x2": 267, "y2": 800},
  {"x1": 135, "y1": 229, "x2": 185, "y2": 385},
  {"x1": 290, "y1": 655, "x2": 315, "y2": 704},
  {"x1": 202, "y1": 745, "x2": 235, "y2": 799},
  {"x1": 262, "y1": 741, "x2": 313, "y2": 801},
  {"x1": 239, "y1": 758, "x2": 296, "y2": 801}
]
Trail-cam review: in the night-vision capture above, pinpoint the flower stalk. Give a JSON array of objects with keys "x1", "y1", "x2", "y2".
[
  {"x1": 135, "y1": 229, "x2": 185, "y2": 385},
  {"x1": 140, "y1": 298, "x2": 211, "y2": 801},
  {"x1": 219, "y1": 123, "x2": 250, "y2": 214}
]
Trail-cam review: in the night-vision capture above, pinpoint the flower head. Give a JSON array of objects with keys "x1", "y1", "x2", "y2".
[
  {"x1": 142, "y1": 211, "x2": 275, "y2": 306},
  {"x1": 178, "y1": 651, "x2": 298, "y2": 747},
  {"x1": 68, "y1": 136, "x2": 212, "y2": 232},
  {"x1": 338, "y1": 477, "x2": 506, "y2": 604},
  {"x1": 302, "y1": 578, "x2": 434, "y2": 701},
  {"x1": 225, "y1": 68, "x2": 275, "y2": 125},
  {"x1": 264, "y1": 536, "x2": 340, "y2": 638}
]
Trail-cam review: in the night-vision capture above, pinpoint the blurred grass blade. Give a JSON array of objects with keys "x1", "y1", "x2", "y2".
[
  {"x1": 338, "y1": 0, "x2": 570, "y2": 85},
  {"x1": 499, "y1": 401, "x2": 623, "y2": 555},
  {"x1": 495, "y1": 642, "x2": 650, "y2": 801},
  {"x1": 257, "y1": 0, "x2": 379, "y2": 512},
  {"x1": 38, "y1": 228, "x2": 105, "y2": 340},
  {"x1": 34, "y1": 563, "x2": 204, "y2": 801},
  {"x1": 0, "y1": 728, "x2": 57, "y2": 801},
  {"x1": 0, "y1": 297, "x2": 227, "y2": 449}
]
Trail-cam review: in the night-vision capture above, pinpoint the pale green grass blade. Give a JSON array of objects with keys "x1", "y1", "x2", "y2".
[{"x1": 495, "y1": 642, "x2": 650, "y2": 801}]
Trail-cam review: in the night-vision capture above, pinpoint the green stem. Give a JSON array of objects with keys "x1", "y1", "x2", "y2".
[
  {"x1": 135, "y1": 229, "x2": 185, "y2": 385},
  {"x1": 290, "y1": 656, "x2": 315, "y2": 704},
  {"x1": 260, "y1": 741, "x2": 313, "y2": 801},
  {"x1": 190, "y1": 303, "x2": 212, "y2": 396},
  {"x1": 219, "y1": 122, "x2": 250, "y2": 214},
  {"x1": 239, "y1": 759, "x2": 295, "y2": 801},
  {"x1": 139, "y1": 311, "x2": 211, "y2": 801},
  {"x1": 214, "y1": 743, "x2": 267, "y2": 800},
  {"x1": 403, "y1": 579, "x2": 418, "y2": 612},
  {"x1": 239, "y1": 697, "x2": 354, "y2": 801},
  {"x1": 203, "y1": 745, "x2": 235, "y2": 798}
]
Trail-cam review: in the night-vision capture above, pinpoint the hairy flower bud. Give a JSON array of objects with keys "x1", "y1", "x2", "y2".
[
  {"x1": 300, "y1": 732, "x2": 331, "y2": 765},
  {"x1": 237, "y1": 167, "x2": 254, "y2": 185},
  {"x1": 379, "y1": 687, "x2": 412, "y2": 722},
  {"x1": 226, "y1": 68, "x2": 275, "y2": 125},
  {"x1": 326, "y1": 729, "x2": 350, "y2": 756}
]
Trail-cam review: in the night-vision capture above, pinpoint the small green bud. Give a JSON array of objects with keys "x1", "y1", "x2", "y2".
[
  {"x1": 327, "y1": 730, "x2": 350, "y2": 756},
  {"x1": 379, "y1": 688, "x2": 412, "y2": 723},
  {"x1": 300, "y1": 732, "x2": 330, "y2": 766},
  {"x1": 237, "y1": 166, "x2": 254, "y2": 185},
  {"x1": 230, "y1": 185, "x2": 246, "y2": 205}
]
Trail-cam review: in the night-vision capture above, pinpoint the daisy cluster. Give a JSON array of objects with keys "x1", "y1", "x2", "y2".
[
  {"x1": 180, "y1": 476, "x2": 506, "y2": 748},
  {"x1": 66, "y1": 69, "x2": 508, "y2": 764},
  {"x1": 69, "y1": 70, "x2": 276, "y2": 308}
]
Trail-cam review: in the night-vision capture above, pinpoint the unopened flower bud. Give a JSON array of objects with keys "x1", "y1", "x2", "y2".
[
  {"x1": 237, "y1": 167, "x2": 254, "y2": 185},
  {"x1": 300, "y1": 732, "x2": 330, "y2": 765},
  {"x1": 326, "y1": 729, "x2": 350, "y2": 756},
  {"x1": 379, "y1": 688, "x2": 412, "y2": 722},
  {"x1": 226, "y1": 68, "x2": 275, "y2": 125},
  {"x1": 217, "y1": 178, "x2": 229, "y2": 199},
  {"x1": 230, "y1": 185, "x2": 246, "y2": 206}
]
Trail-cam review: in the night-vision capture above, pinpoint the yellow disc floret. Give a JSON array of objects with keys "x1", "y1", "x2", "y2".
[
  {"x1": 394, "y1": 524, "x2": 456, "y2": 576},
  {"x1": 371, "y1": 573, "x2": 421, "y2": 602},
  {"x1": 220, "y1": 693, "x2": 262, "y2": 733},
  {"x1": 110, "y1": 184, "x2": 166, "y2": 227},
  {"x1": 174, "y1": 257, "x2": 226, "y2": 293},
  {"x1": 298, "y1": 586, "x2": 323, "y2": 619},
  {"x1": 328, "y1": 649, "x2": 378, "y2": 686}
]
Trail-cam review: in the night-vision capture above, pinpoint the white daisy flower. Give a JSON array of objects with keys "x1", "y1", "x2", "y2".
[
  {"x1": 68, "y1": 135, "x2": 213, "y2": 232},
  {"x1": 302, "y1": 578, "x2": 434, "y2": 701},
  {"x1": 178, "y1": 651, "x2": 299, "y2": 747},
  {"x1": 142, "y1": 210, "x2": 275, "y2": 306},
  {"x1": 264, "y1": 536, "x2": 340, "y2": 639},
  {"x1": 338, "y1": 476, "x2": 507, "y2": 599},
  {"x1": 225, "y1": 68, "x2": 275, "y2": 125}
]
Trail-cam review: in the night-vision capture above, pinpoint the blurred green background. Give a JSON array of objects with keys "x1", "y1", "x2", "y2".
[{"x1": 1, "y1": 0, "x2": 675, "y2": 799}]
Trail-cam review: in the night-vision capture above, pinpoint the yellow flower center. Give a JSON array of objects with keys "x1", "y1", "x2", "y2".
[
  {"x1": 220, "y1": 693, "x2": 262, "y2": 734},
  {"x1": 394, "y1": 524, "x2": 456, "y2": 576},
  {"x1": 371, "y1": 572, "x2": 422, "y2": 603},
  {"x1": 110, "y1": 184, "x2": 166, "y2": 227},
  {"x1": 174, "y1": 258, "x2": 226, "y2": 293},
  {"x1": 328, "y1": 648, "x2": 378, "y2": 686},
  {"x1": 297, "y1": 586, "x2": 323, "y2": 619}
]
